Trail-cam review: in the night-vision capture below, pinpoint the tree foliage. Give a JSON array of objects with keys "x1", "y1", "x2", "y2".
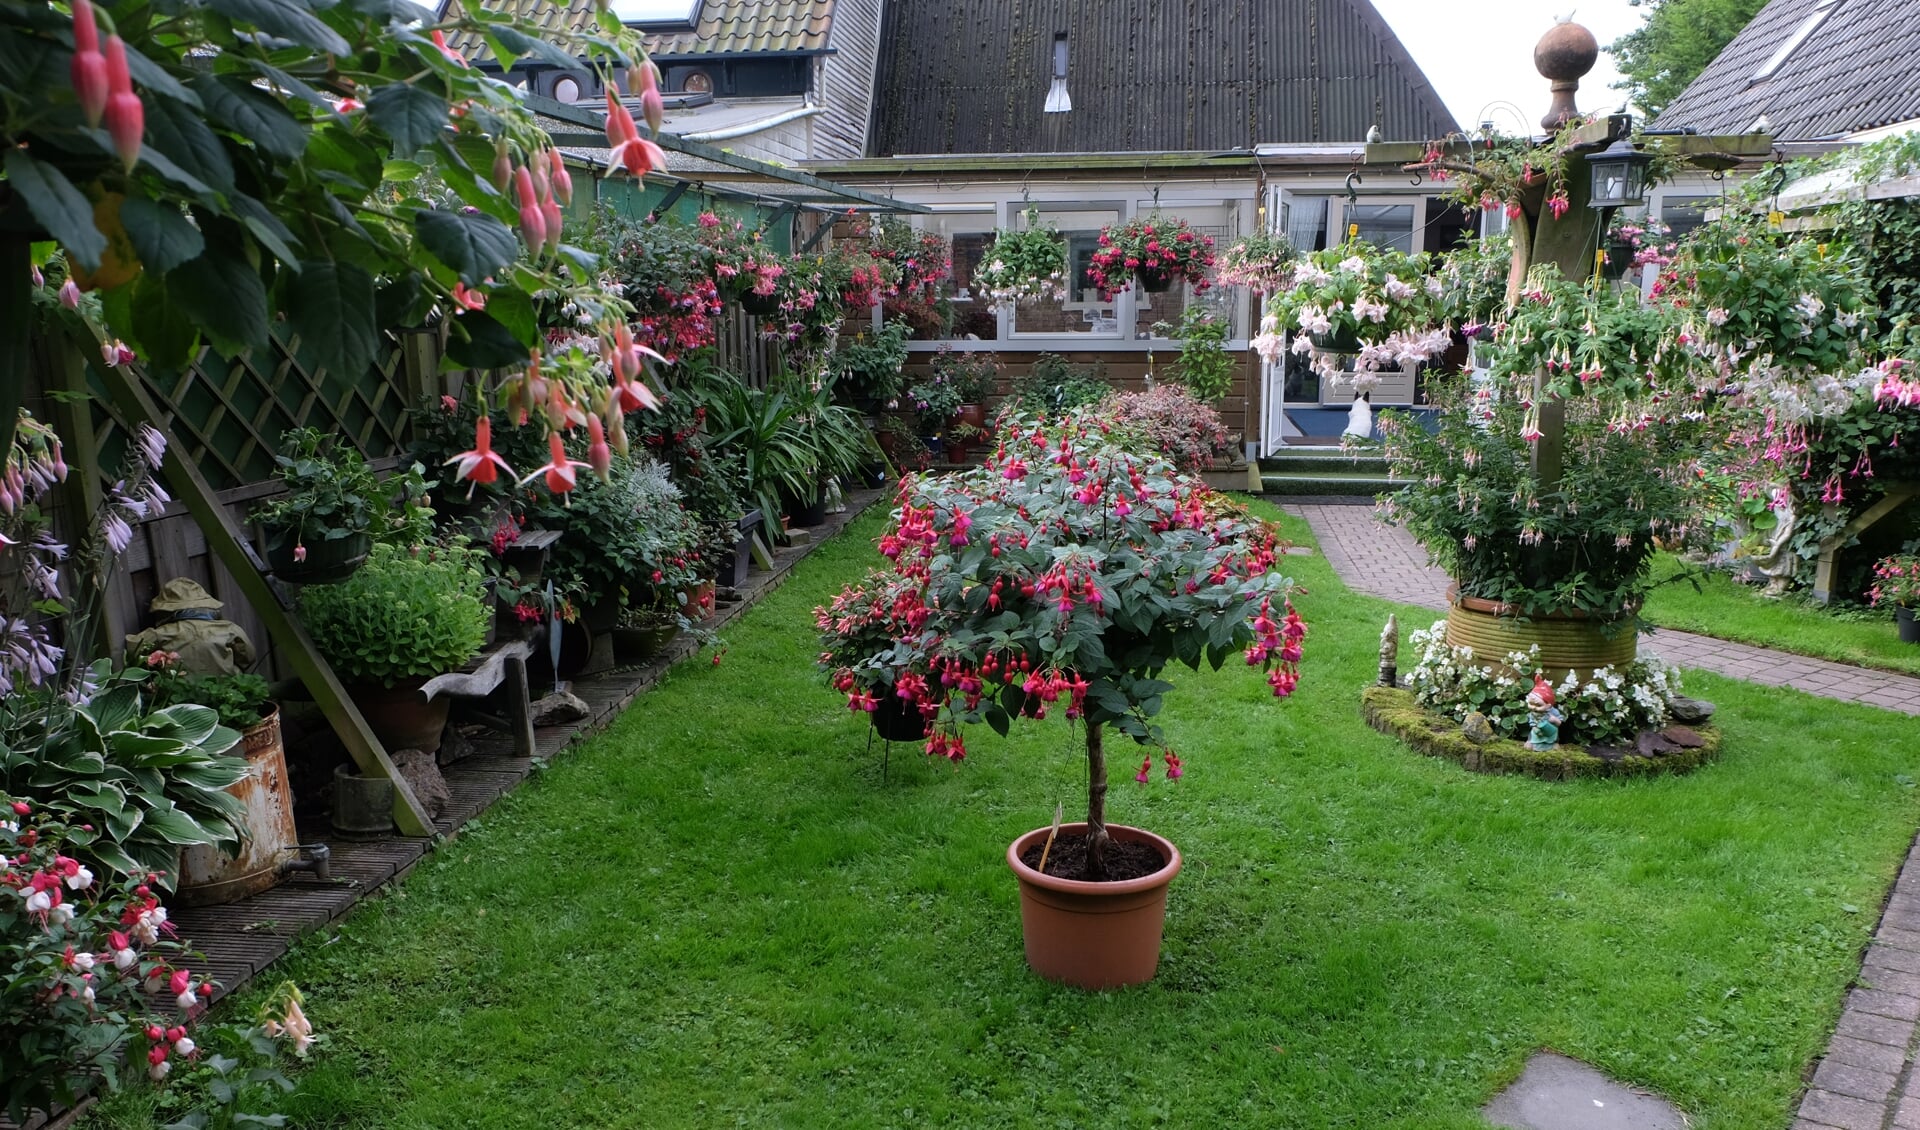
[{"x1": 1611, "y1": 0, "x2": 1768, "y2": 118}]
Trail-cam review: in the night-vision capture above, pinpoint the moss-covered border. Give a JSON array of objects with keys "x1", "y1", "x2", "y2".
[{"x1": 1360, "y1": 685, "x2": 1722, "y2": 780}]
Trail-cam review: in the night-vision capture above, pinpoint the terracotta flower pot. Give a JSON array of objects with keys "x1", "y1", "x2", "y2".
[
  {"x1": 958, "y1": 403, "x2": 987, "y2": 431},
  {"x1": 1006, "y1": 822, "x2": 1182, "y2": 990},
  {"x1": 1444, "y1": 590, "x2": 1638, "y2": 686},
  {"x1": 349, "y1": 677, "x2": 452, "y2": 753}
]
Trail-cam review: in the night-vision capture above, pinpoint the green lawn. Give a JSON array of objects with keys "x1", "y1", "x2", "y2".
[
  {"x1": 90, "y1": 505, "x2": 1920, "y2": 1130},
  {"x1": 1641, "y1": 553, "x2": 1920, "y2": 676}
]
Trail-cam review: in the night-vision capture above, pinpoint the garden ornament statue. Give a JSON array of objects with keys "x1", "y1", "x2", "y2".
[
  {"x1": 123, "y1": 578, "x2": 256, "y2": 676},
  {"x1": 1378, "y1": 613, "x2": 1399, "y2": 687},
  {"x1": 1525, "y1": 675, "x2": 1565, "y2": 750}
]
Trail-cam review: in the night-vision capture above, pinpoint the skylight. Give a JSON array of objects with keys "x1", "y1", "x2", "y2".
[
  {"x1": 1751, "y1": 0, "x2": 1844, "y2": 82},
  {"x1": 610, "y1": 0, "x2": 700, "y2": 26}
]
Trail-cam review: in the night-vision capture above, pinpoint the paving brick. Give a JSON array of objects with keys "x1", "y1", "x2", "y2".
[
  {"x1": 1862, "y1": 964, "x2": 1920, "y2": 997},
  {"x1": 1849, "y1": 987, "x2": 1920, "y2": 1021},
  {"x1": 1896, "y1": 1093, "x2": 1920, "y2": 1129},
  {"x1": 1798, "y1": 1088, "x2": 1886, "y2": 1130},
  {"x1": 1811, "y1": 1057, "x2": 1898, "y2": 1103},
  {"x1": 1832, "y1": 1006, "x2": 1912, "y2": 1048},
  {"x1": 1825, "y1": 1034, "x2": 1909, "y2": 1075}
]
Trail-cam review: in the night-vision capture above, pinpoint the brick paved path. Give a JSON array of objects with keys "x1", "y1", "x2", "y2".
[
  {"x1": 1289, "y1": 503, "x2": 1920, "y2": 716},
  {"x1": 1288, "y1": 502, "x2": 1920, "y2": 1130}
]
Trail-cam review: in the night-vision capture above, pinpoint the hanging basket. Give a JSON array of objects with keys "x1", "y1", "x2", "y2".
[
  {"x1": 1309, "y1": 327, "x2": 1364, "y2": 354},
  {"x1": 738, "y1": 289, "x2": 782, "y2": 318},
  {"x1": 1134, "y1": 267, "x2": 1176, "y2": 293},
  {"x1": 266, "y1": 530, "x2": 371, "y2": 585}
]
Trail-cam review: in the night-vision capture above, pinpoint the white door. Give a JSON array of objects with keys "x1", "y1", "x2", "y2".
[{"x1": 1260, "y1": 185, "x2": 1296, "y2": 456}]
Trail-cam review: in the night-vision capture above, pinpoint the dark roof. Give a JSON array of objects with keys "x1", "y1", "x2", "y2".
[
  {"x1": 1655, "y1": 0, "x2": 1920, "y2": 141},
  {"x1": 867, "y1": 0, "x2": 1458, "y2": 156},
  {"x1": 440, "y1": 0, "x2": 835, "y2": 63}
]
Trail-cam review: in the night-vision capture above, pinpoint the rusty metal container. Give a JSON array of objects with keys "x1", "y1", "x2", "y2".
[{"x1": 174, "y1": 706, "x2": 296, "y2": 907}]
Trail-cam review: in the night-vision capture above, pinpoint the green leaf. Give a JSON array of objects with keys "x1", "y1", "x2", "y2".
[
  {"x1": 443, "y1": 308, "x2": 528, "y2": 369},
  {"x1": 168, "y1": 247, "x2": 270, "y2": 356},
  {"x1": 242, "y1": 58, "x2": 333, "y2": 110},
  {"x1": 194, "y1": 74, "x2": 308, "y2": 162},
  {"x1": 414, "y1": 208, "x2": 518, "y2": 284},
  {"x1": 367, "y1": 82, "x2": 450, "y2": 157},
  {"x1": 145, "y1": 95, "x2": 236, "y2": 194},
  {"x1": 87, "y1": 839, "x2": 142, "y2": 878},
  {"x1": 119, "y1": 194, "x2": 206, "y2": 276},
  {"x1": 206, "y1": 0, "x2": 352, "y2": 54},
  {"x1": 481, "y1": 24, "x2": 581, "y2": 71},
  {"x1": 346, "y1": 0, "x2": 438, "y2": 23},
  {"x1": 3, "y1": 150, "x2": 106, "y2": 270},
  {"x1": 383, "y1": 159, "x2": 424, "y2": 181},
  {"x1": 131, "y1": 271, "x2": 202, "y2": 369},
  {"x1": 231, "y1": 193, "x2": 304, "y2": 267},
  {"x1": 122, "y1": 49, "x2": 203, "y2": 109},
  {"x1": 288, "y1": 260, "x2": 379, "y2": 377},
  {"x1": 140, "y1": 805, "x2": 216, "y2": 847},
  {"x1": 485, "y1": 287, "x2": 537, "y2": 346}
]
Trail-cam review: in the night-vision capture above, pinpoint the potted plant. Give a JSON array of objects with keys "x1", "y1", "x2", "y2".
[
  {"x1": 1871, "y1": 553, "x2": 1920, "y2": 643},
  {"x1": 816, "y1": 410, "x2": 1307, "y2": 988},
  {"x1": 1088, "y1": 213, "x2": 1216, "y2": 298},
  {"x1": 1007, "y1": 353, "x2": 1114, "y2": 418},
  {"x1": 1214, "y1": 228, "x2": 1298, "y2": 294},
  {"x1": 297, "y1": 542, "x2": 489, "y2": 753},
  {"x1": 1264, "y1": 240, "x2": 1450, "y2": 380},
  {"x1": 833, "y1": 321, "x2": 913, "y2": 410},
  {"x1": 133, "y1": 658, "x2": 295, "y2": 906},
  {"x1": 699, "y1": 212, "x2": 788, "y2": 314},
  {"x1": 933, "y1": 345, "x2": 1000, "y2": 431},
  {"x1": 975, "y1": 209, "x2": 1069, "y2": 307},
  {"x1": 251, "y1": 428, "x2": 378, "y2": 584}
]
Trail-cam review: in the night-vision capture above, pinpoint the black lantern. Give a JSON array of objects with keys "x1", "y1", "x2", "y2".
[{"x1": 1587, "y1": 136, "x2": 1652, "y2": 209}]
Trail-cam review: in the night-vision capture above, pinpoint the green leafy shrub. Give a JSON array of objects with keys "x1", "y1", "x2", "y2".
[
  {"x1": 137, "y1": 654, "x2": 272, "y2": 732},
  {"x1": 1006, "y1": 353, "x2": 1111, "y2": 417},
  {"x1": 298, "y1": 544, "x2": 488, "y2": 686},
  {"x1": 1152, "y1": 306, "x2": 1235, "y2": 402}
]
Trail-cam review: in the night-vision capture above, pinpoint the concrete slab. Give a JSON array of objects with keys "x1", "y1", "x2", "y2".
[{"x1": 1484, "y1": 1053, "x2": 1686, "y2": 1130}]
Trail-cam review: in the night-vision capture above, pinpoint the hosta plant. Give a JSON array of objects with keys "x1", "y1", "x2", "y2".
[
  {"x1": 297, "y1": 542, "x2": 488, "y2": 686},
  {"x1": 815, "y1": 411, "x2": 1306, "y2": 879}
]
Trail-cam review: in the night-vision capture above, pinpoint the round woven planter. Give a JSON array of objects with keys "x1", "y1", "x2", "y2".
[{"x1": 1444, "y1": 592, "x2": 1638, "y2": 684}]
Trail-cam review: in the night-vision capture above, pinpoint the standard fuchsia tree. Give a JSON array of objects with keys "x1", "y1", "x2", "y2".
[{"x1": 817, "y1": 410, "x2": 1306, "y2": 879}]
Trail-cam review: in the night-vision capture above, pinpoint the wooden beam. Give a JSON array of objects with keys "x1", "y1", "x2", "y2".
[
  {"x1": 1813, "y1": 485, "x2": 1919, "y2": 603},
  {"x1": 92, "y1": 347, "x2": 437, "y2": 837}
]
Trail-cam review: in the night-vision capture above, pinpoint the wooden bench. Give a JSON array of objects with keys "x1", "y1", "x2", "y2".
[{"x1": 421, "y1": 639, "x2": 536, "y2": 758}]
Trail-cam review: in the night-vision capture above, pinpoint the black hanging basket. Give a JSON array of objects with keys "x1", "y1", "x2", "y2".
[
  {"x1": 871, "y1": 695, "x2": 931, "y2": 743},
  {"x1": 739, "y1": 289, "x2": 782, "y2": 318},
  {"x1": 265, "y1": 530, "x2": 371, "y2": 585},
  {"x1": 1309, "y1": 327, "x2": 1364, "y2": 354},
  {"x1": 1134, "y1": 267, "x2": 1176, "y2": 293}
]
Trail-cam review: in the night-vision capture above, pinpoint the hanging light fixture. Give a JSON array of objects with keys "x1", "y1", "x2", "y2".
[{"x1": 1587, "y1": 136, "x2": 1652, "y2": 209}]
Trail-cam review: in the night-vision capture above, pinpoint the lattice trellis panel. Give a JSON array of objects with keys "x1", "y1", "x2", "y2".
[{"x1": 88, "y1": 329, "x2": 416, "y2": 492}]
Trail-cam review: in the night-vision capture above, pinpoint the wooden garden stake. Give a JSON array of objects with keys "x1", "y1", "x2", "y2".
[{"x1": 1037, "y1": 801, "x2": 1064, "y2": 876}]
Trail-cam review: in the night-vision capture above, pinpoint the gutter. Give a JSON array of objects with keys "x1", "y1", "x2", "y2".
[{"x1": 683, "y1": 105, "x2": 821, "y2": 142}]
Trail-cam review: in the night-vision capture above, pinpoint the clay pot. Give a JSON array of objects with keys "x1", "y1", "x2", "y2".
[
  {"x1": 1006, "y1": 822, "x2": 1182, "y2": 990},
  {"x1": 348, "y1": 677, "x2": 452, "y2": 753},
  {"x1": 958, "y1": 403, "x2": 987, "y2": 431},
  {"x1": 1444, "y1": 590, "x2": 1638, "y2": 685},
  {"x1": 677, "y1": 580, "x2": 716, "y2": 622},
  {"x1": 175, "y1": 707, "x2": 296, "y2": 907}
]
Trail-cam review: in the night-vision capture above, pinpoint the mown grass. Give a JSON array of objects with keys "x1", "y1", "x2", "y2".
[
  {"x1": 1640, "y1": 553, "x2": 1920, "y2": 676},
  {"x1": 89, "y1": 504, "x2": 1920, "y2": 1130}
]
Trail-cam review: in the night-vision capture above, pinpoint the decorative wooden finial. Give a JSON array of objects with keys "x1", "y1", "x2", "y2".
[{"x1": 1535, "y1": 20, "x2": 1598, "y2": 132}]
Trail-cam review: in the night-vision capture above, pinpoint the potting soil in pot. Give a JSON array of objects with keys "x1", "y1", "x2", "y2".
[{"x1": 1020, "y1": 832, "x2": 1165, "y2": 882}]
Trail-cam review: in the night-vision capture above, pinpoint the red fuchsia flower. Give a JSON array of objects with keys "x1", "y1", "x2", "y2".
[
  {"x1": 69, "y1": 0, "x2": 107, "y2": 127},
  {"x1": 13, "y1": 800, "x2": 31, "y2": 816},
  {"x1": 1136, "y1": 755, "x2": 1152, "y2": 784},
  {"x1": 444, "y1": 415, "x2": 514, "y2": 496},
  {"x1": 637, "y1": 59, "x2": 665, "y2": 135},
  {"x1": 1164, "y1": 751, "x2": 1184, "y2": 780},
  {"x1": 429, "y1": 28, "x2": 469, "y2": 67},
  {"x1": 451, "y1": 281, "x2": 486, "y2": 311},
  {"x1": 1505, "y1": 200, "x2": 1523, "y2": 221},
  {"x1": 335, "y1": 96, "x2": 363, "y2": 113},
  {"x1": 548, "y1": 148, "x2": 573, "y2": 206},
  {"x1": 513, "y1": 166, "x2": 546, "y2": 253},
  {"x1": 585, "y1": 414, "x2": 613, "y2": 481},
  {"x1": 1547, "y1": 190, "x2": 1571, "y2": 220},
  {"x1": 101, "y1": 34, "x2": 143, "y2": 173},
  {"x1": 518, "y1": 431, "x2": 591, "y2": 498}
]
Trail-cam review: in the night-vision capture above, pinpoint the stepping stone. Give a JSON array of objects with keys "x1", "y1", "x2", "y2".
[{"x1": 1484, "y1": 1053, "x2": 1684, "y2": 1130}]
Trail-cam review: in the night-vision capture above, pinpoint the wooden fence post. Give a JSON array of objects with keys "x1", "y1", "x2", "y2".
[{"x1": 92, "y1": 346, "x2": 436, "y2": 838}]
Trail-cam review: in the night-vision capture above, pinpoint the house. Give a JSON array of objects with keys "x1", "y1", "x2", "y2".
[
  {"x1": 441, "y1": 0, "x2": 886, "y2": 163},
  {"x1": 815, "y1": 0, "x2": 1463, "y2": 452},
  {"x1": 1654, "y1": 0, "x2": 1920, "y2": 145}
]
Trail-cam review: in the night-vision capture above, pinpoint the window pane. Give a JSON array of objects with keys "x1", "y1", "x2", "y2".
[
  {"x1": 1657, "y1": 195, "x2": 1714, "y2": 241},
  {"x1": 1135, "y1": 206, "x2": 1234, "y2": 339},
  {"x1": 900, "y1": 211, "x2": 995, "y2": 341},
  {"x1": 1285, "y1": 196, "x2": 1331, "y2": 253},
  {"x1": 1012, "y1": 206, "x2": 1121, "y2": 337},
  {"x1": 1347, "y1": 203, "x2": 1414, "y2": 253}
]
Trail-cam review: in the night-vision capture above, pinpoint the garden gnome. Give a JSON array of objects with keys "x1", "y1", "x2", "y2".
[
  {"x1": 1377, "y1": 613, "x2": 1398, "y2": 686},
  {"x1": 1524, "y1": 674, "x2": 1564, "y2": 751},
  {"x1": 123, "y1": 579, "x2": 256, "y2": 676}
]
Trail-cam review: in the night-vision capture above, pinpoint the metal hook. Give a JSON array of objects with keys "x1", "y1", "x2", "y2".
[
  {"x1": 1151, "y1": 184, "x2": 1161, "y2": 210},
  {"x1": 1408, "y1": 168, "x2": 1424, "y2": 187},
  {"x1": 1344, "y1": 170, "x2": 1364, "y2": 204}
]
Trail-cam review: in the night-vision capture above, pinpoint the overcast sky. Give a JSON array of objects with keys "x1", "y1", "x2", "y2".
[{"x1": 1368, "y1": 0, "x2": 1650, "y2": 134}]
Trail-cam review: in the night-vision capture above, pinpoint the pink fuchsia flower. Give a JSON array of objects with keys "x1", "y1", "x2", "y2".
[
  {"x1": 451, "y1": 281, "x2": 486, "y2": 311},
  {"x1": 1136, "y1": 755, "x2": 1151, "y2": 784},
  {"x1": 519, "y1": 432, "x2": 591, "y2": 497},
  {"x1": 445, "y1": 416, "x2": 515, "y2": 496},
  {"x1": 585, "y1": 415, "x2": 613, "y2": 482},
  {"x1": 292, "y1": 543, "x2": 307, "y2": 564}
]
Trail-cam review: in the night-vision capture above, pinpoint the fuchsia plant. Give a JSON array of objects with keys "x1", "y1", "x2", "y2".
[{"x1": 817, "y1": 411, "x2": 1305, "y2": 879}]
